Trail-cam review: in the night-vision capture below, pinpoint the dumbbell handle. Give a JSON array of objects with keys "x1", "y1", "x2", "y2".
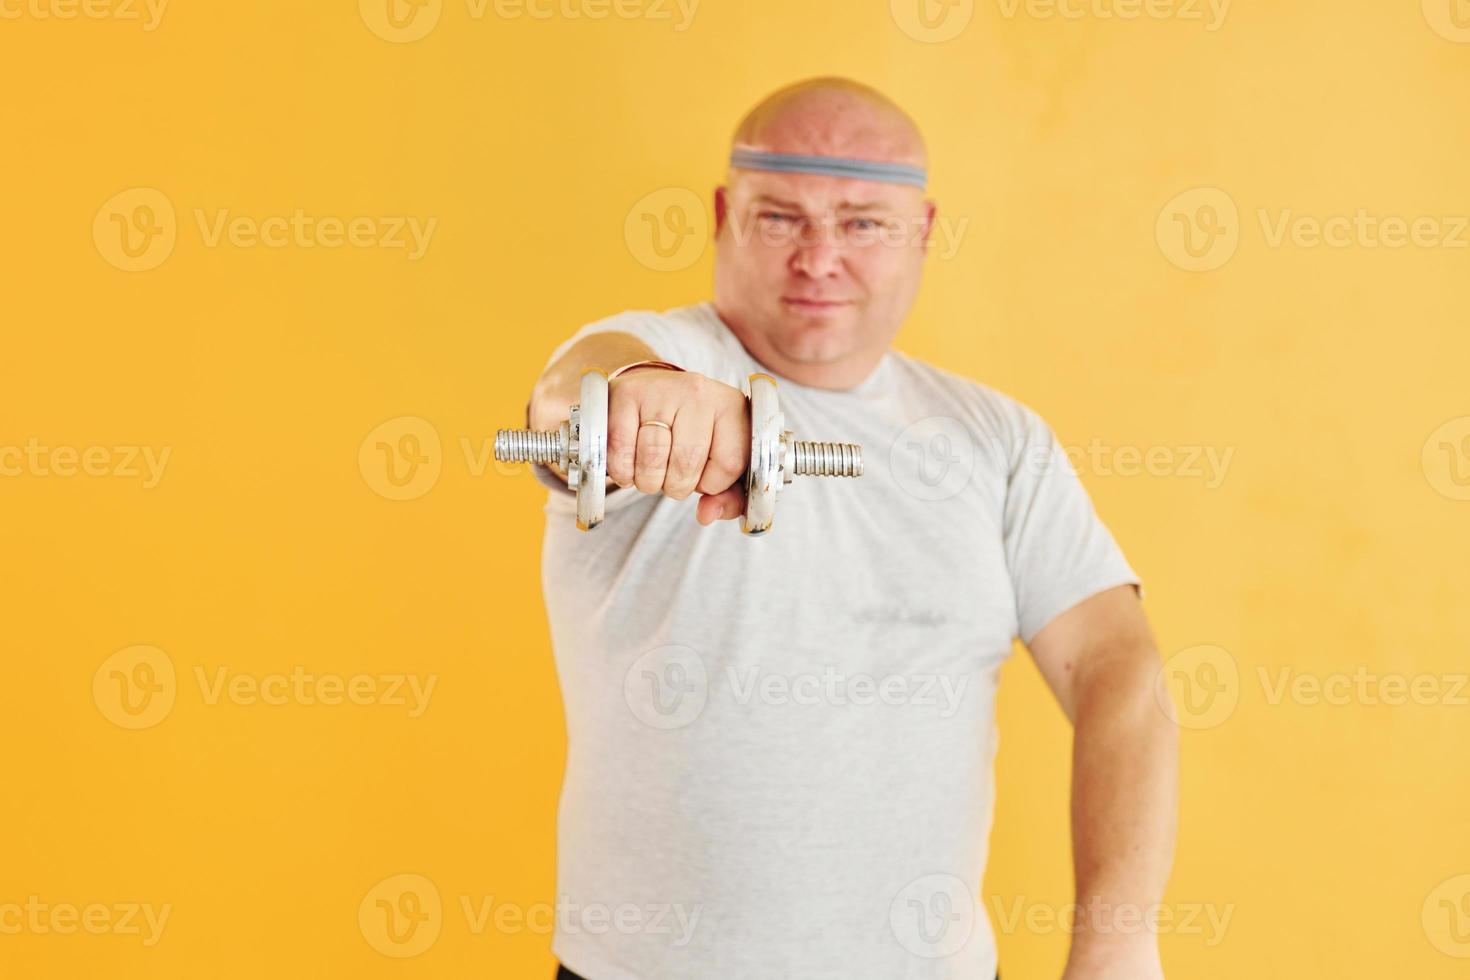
[
  {"x1": 494, "y1": 427, "x2": 571, "y2": 466},
  {"x1": 786, "y1": 440, "x2": 865, "y2": 478},
  {"x1": 494, "y1": 424, "x2": 863, "y2": 478},
  {"x1": 496, "y1": 370, "x2": 861, "y2": 533}
]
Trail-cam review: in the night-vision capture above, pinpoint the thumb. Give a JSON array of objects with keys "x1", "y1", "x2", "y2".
[{"x1": 695, "y1": 485, "x2": 746, "y2": 526}]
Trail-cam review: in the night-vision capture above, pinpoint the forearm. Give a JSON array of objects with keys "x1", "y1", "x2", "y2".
[
  {"x1": 527, "y1": 332, "x2": 660, "y2": 486},
  {"x1": 528, "y1": 331, "x2": 659, "y2": 431},
  {"x1": 1065, "y1": 650, "x2": 1179, "y2": 974}
]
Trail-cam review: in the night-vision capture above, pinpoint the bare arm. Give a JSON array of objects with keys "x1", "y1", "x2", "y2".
[
  {"x1": 1026, "y1": 583, "x2": 1178, "y2": 980},
  {"x1": 527, "y1": 331, "x2": 659, "y2": 487}
]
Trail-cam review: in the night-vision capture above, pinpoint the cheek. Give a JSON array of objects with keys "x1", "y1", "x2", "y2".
[
  {"x1": 847, "y1": 244, "x2": 913, "y2": 287},
  {"x1": 740, "y1": 245, "x2": 795, "y2": 285}
]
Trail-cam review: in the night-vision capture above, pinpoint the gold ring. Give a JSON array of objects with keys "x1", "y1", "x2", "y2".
[{"x1": 639, "y1": 420, "x2": 673, "y2": 433}]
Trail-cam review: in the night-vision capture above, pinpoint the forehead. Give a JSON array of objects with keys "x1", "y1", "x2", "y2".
[{"x1": 728, "y1": 168, "x2": 922, "y2": 212}]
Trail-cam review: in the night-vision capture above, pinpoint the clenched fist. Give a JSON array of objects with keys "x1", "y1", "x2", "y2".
[{"x1": 604, "y1": 367, "x2": 751, "y2": 525}]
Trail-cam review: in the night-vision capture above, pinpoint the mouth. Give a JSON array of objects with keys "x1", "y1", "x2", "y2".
[{"x1": 781, "y1": 297, "x2": 853, "y2": 312}]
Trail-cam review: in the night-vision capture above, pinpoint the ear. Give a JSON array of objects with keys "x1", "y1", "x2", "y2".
[
  {"x1": 714, "y1": 185, "x2": 729, "y2": 236},
  {"x1": 918, "y1": 201, "x2": 937, "y2": 252}
]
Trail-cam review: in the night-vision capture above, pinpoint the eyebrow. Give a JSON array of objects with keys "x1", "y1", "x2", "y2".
[{"x1": 751, "y1": 194, "x2": 891, "y2": 213}]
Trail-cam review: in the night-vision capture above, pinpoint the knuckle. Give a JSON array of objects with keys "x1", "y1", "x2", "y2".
[
  {"x1": 637, "y1": 439, "x2": 665, "y2": 467},
  {"x1": 634, "y1": 467, "x2": 662, "y2": 493},
  {"x1": 710, "y1": 442, "x2": 746, "y2": 480},
  {"x1": 683, "y1": 371, "x2": 708, "y2": 396},
  {"x1": 605, "y1": 440, "x2": 633, "y2": 480}
]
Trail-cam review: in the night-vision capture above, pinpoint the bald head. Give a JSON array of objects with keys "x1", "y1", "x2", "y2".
[
  {"x1": 713, "y1": 77, "x2": 936, "y2": 392},
  {"x1": 730, "y1": 77, "x2": 927, "y2": 173}
]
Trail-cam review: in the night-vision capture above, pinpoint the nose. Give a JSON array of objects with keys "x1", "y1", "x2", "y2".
[{"x1": 789, "y1": 221, "x2": 842, "y2": 279}]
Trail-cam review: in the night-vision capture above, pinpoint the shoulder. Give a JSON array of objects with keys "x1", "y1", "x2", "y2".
[{"x1": 886, "y1": 349, "x2": 1053, "y2": 459}]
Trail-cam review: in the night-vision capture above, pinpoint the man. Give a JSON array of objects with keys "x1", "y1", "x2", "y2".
[{"x1": 525, "y1": 77, "x2": 1177, "y2": 980}]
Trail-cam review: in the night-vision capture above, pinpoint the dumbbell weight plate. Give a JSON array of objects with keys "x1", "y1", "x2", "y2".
[
  {"x1": 575, "y1": 369, "x2": 609, "y2": 530},
  {"x1": 742, "y1": 373, "x2": 783, "y2": 536}
]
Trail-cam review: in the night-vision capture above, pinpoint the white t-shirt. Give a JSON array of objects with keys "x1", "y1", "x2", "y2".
[{"x1": 532, "y1": 302, "x2": 1142, "y2": 980}]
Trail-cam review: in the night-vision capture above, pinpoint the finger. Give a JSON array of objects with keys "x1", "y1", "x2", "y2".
[
  {"x1": 633, "y1": 418, "x2": 673, "y2": 494},
  {"x1": 605, "y1": 379, "x2": 641, "y2": 487},
  {"x1": 696, "y1": 485, "x2": 746, "y2": 525},
  {"x1": 663, "y1": 403, "x2": 713, "y2": 501},
  {"x1": 695, "y1": 399, "x2": 749, "y2": 496}
]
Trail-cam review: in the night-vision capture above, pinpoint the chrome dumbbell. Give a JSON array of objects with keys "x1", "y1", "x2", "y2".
[{"x1": 494, "y1": 370, "x2": 863, "y2": 534}]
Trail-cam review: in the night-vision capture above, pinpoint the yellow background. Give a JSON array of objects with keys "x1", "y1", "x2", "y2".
[{"x1": 3, "y1": 0, "x2": 1468, "y2": 976}]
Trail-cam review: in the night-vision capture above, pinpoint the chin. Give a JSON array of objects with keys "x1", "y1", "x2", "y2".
[
  {"x1": 777, "y1": 318, "x2": 862, "y2": 363},
  {"x1": 779, "y1": 301, "x2": 857, "y2": 325}
]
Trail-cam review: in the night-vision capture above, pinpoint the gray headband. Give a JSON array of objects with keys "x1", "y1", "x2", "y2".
[{"x1": 729, "y1": 149, "x2": 927, "y2": 190}]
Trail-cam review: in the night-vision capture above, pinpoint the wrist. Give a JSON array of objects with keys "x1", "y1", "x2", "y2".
[
  {"x1": 1063, "y1": 934, "x2": 1163, "y2": 979},
  {"x1": 607, "y1": 358, "x2": 685, "y2": 381}
]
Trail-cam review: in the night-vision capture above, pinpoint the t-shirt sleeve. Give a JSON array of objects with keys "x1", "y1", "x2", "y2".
[
  {"x1": 537, "y1": 308, "x2": 735, "y2": 384},
  {"x1": 1002, "y1": 403, "x2": 1144, "y2": 646}
]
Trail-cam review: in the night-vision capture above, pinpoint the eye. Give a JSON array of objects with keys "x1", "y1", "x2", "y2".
[
  {"x1": 759, "y1": 211, "x2": 797, "y2": 224},
  {"x1": 847, "y1": 218, "x2": 880, "y2": 232}
]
